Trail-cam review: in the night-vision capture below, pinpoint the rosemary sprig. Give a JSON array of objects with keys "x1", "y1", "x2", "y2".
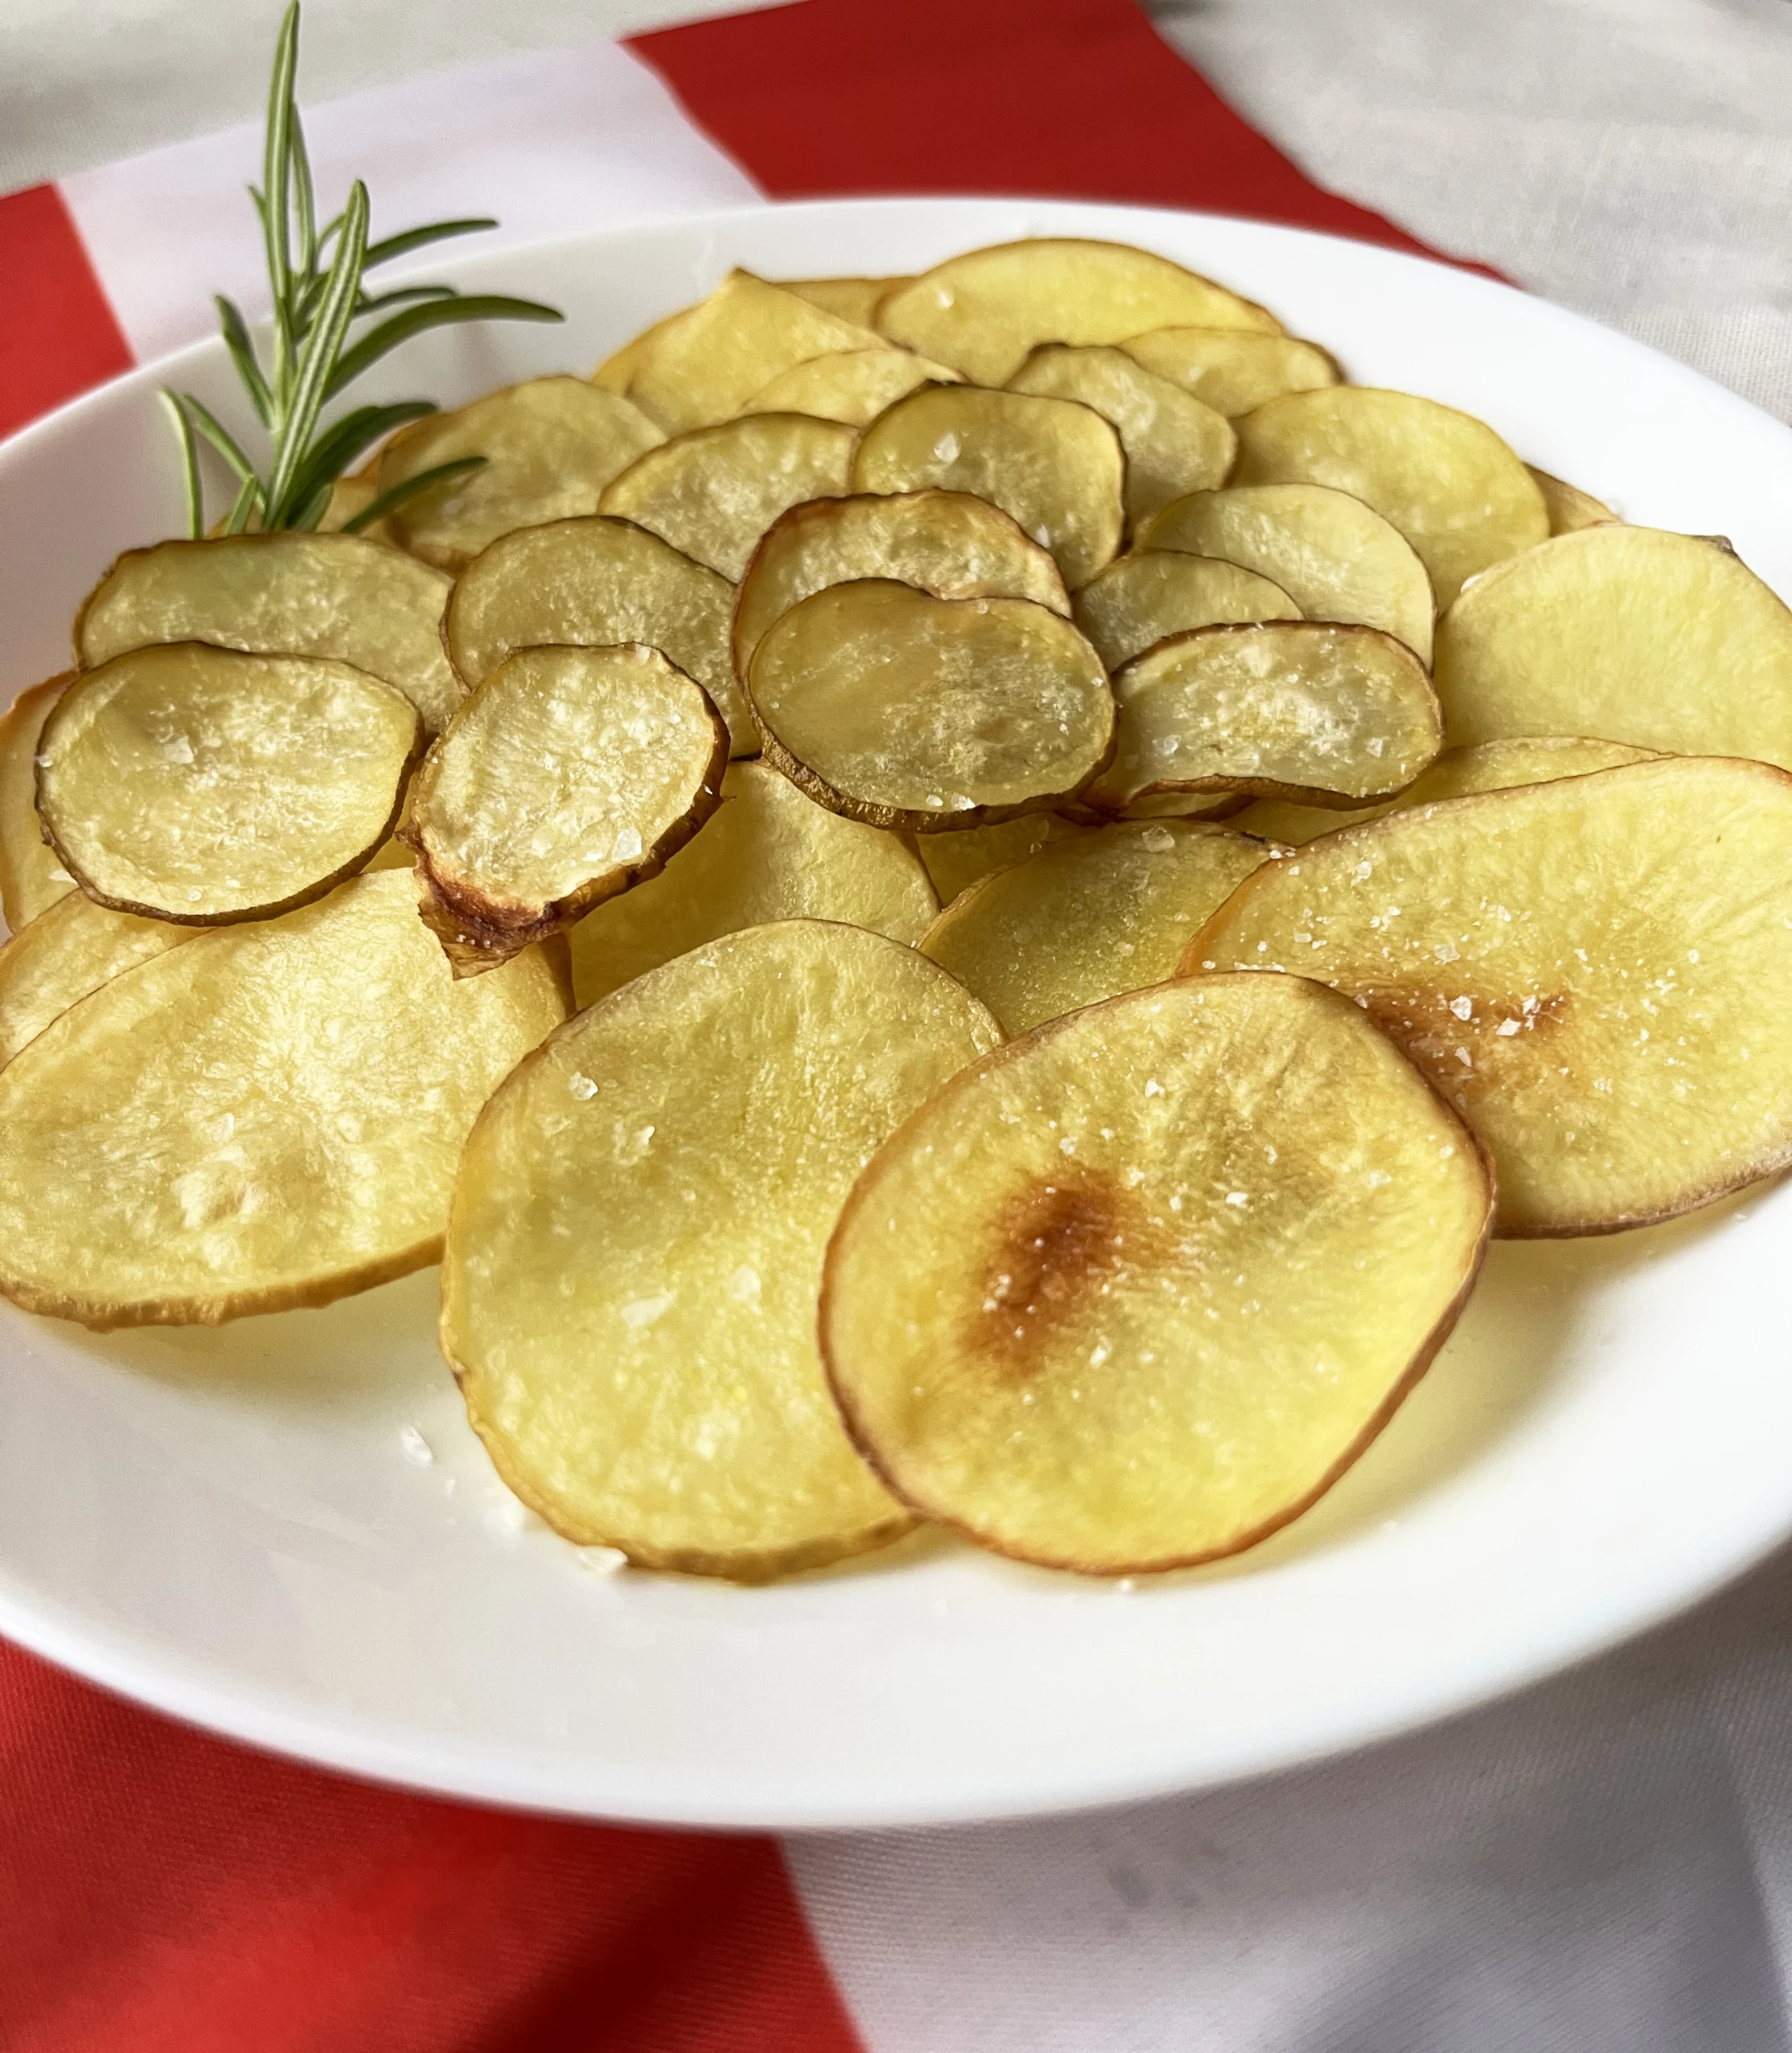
[{"x1": 164, "y1": 0, "x2": 562, "y2": 539}]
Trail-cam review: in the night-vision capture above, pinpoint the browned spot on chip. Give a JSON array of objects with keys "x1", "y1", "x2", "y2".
[
  {"x1": 972, "y1": 1173, "x2": 1147, "y2": 1378},
  {"x1": 1357, "y1": 983, "x2": 1572, "y2": 1106}
]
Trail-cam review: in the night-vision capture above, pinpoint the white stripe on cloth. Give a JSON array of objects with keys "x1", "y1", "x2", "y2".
[{"x1": 58, "y1": 38, "x2": 761, "y2": 366}]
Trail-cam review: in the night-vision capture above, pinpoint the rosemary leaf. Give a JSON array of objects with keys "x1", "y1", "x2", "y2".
[
  {"x1": 214, "y1": 297, "x2": 273, "y2": 427},
  {"x1": 265, "y1": 179, "x2": 369, "y2": 524},
  {"x1": 362, "y1": 218, "x2": 497, "y2": 271},
  {"x1": 280, "y1": 399, "x2": 437, "y2": 526},
  {"x1": 160, "y1": 392, "x2": 204, "y2": 541},
  {"x1": 342, "y1": 456, "x2": 486, "y2": 534},
  {"x1": 326, "y1": 292, "x2": 562, "y2": 401}
]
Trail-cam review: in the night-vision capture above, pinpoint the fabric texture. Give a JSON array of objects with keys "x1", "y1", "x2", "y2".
[{"x1": 6, "y1": 0, "x2": 1792, "y2": 2047}]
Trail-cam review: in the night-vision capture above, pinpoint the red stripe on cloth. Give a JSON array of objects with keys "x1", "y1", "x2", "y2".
[
  {"x1": 632, "y1": 0, "x2": 1452, "y2": 261},
  {"x1": 0, "y1": 1643, "x2": 865, "y2": 2053},
  {"x1": 0, "y1": 184, "x2": 133, "y2": 440}
]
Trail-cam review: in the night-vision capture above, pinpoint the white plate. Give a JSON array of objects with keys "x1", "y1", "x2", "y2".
[{"x1": 2, "y1": 197, "x2": 1790, "y2": 1832}]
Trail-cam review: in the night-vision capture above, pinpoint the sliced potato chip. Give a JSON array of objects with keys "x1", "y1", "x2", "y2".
[
  {"x1": 569, "y1": 758, "x2": 934, "y2": 1006},
  {"x1": 914, "y1": 811, "x2": 1085, "y2": 905},
  {"x1": 1006, "y1": 344, "x2": 1235, "y2": 527},
  {"x1": 620, "y1": 270, "x2": 884, "y2": 433},
  {"x1": 0, "y1": 869, "x2": 568, "y2": 1328},
  {"x1": 1119, "y1": 327, "x2": 1341, "y2": 416},
  {"x1": 318, "y1": 472, "x2": 387, "y2": 539},
  {"x1": 1187, "y1": 756, "x2": 1792, "y2": 1235},
  {"x1": 823, "y1": 974, "x2": 1491, "y2": 1573},
  {"x1": 444, "y1": 919, "x2": 1001, "y2": 1579},
  {"x1": 1232, "y1": 735, "x2": 1660, "y2": 845},
  {"x1": 377, "y1": 376, "x2": 663, "y2": 569},
  {"x1": 1073, "y1": 550, "x2": 1301, "y2": 670},
  {"x1": 408, "y1": 644, "x2": 726, "y2": 972},
  {"x1": 76, "y1": 532, "x2": 461, "y2": 734},
  {"x1": 0, "y1": 889, "x2": 189, "y2": 1070},
  {"x1": 444, "y1": 516, "x2": 751, "y2": 755},
  {"x1": 875, "y1": 240, "x2": 1282, "y2": 387},
  {"x1": 597, "y1": 413, "x2": 856, "y2": 580},
  {"x1": 593, "y1": 308, "x2": 681, "y2": 395},
  {"x1": 732, "y1": 488, "x2": 1070, "y2": 682},
  {"x1": 783, "y1": 277, "x2": 911, "y2": 326},
  {"x1": 37, "y1": 644, "x2": 421, "y2": 923},
  {"x1": 1527, "y1": 466, "x2": 1617, "y2": 535},
  {"x1": 1139, "y1": 484, "x2": 1435, "y2": 664},
  {"x1": 1433, "y1": 525, "x2": 1792, "y2": 766},
  {"x1": 852, "y1": 384, "x2": 1124, "y2": 589},
  {"x1": 922, "y1": 820, "x2": 1268, "y2": 1034},
  {"x1": 1232, "y1": 388, "x2": 1547, "y2": 607},
  {"x1": 0, "y1": 676, "x2": 74, "y2": 931},
  {"x1": 738, "y1": 348, "x2": 959, "y2": 425},
  {"x1": 1087, "y1": 622, "x2": 1441, "y2": 814},
  {"x1": 747, "y1": 580, "x2": 1113, "y2": 830}
]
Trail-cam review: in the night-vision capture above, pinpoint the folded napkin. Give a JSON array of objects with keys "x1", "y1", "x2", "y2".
[{"x1": 6, "y1": 2, "x2": 1792, "y2": 2048}]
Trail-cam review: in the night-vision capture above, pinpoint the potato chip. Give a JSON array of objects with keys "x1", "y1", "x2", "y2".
[
  {"x1": 1527, "y1": 467, "x2": 1617, "y2": 535},
  {"x1": 597, "y1": 413, "x2": 856, "y2": 580},
  {"x1": 1232, "y1": 735, "x2": 1659, "y2": 845},
  {"x1": 852, "y1": 384, "x2": 1124, "y2": 589},
  {"x1": 913, "y1": 811, "x2": 1086, "y2": 906},
  {"x1": 783, "y1": 277, "x2": 912, "y2": 326},
  {"x1": 0, "y1": 869, "x2": 568, "y2": 1328},
  {"x1": 377, "y1": 376, "x2": 663, "y2": 569},
  {"x1": 732, "y1": 488, "x2": 1070, "y2": 682},
  {"x1": 737, "y1": 348, "x2": 959, "y2": 425},
  {"x1": 37, "y1": 644, "x2": 421, "y2": 923},
  {"x1": 1073, "y1": 550, "x2": 1301, "y2": 670},
  {"x1": 618, "y1": 270, "x2": 884, "y2": 432},
  {"x1": 1187, "y1": 755, "x2": 1792, "y2": 1235},
  {"x1": 408, "y1": 644, "x2": 726, "y2": 972},
  {"x1": 823, "y1": 974, "x2": 1491, "y2": 1573},
  {"x1": 75, "y1": 532, "x2": 462, "y2": 734},
  {"x1": 1005, "y1": 344, "x2": 1235, "y2": 528},
  {"x1": 0, "y1": 889, "x2": 189, "y2": 1070},
  {"x1": 0, "y1": 676, "x2": 74, "y2": 931},
  {"x1": 1433, "y1": 525, "x2": 1792, "y2": 766},
  {"x1": 1118, "y1": 328, "x2": 1341, "y2": 416},
  {"x1": 1086, "y1": 622, "x2": 1441, "y2": 814},
  {"x1": 922, "y1": 820, "x2": 1268, "y2": 1034},
  {"x1": 444, "y1": 516, "x2": 751, "y2": 755},
  {"x1": 1232, "y1": 388, "x2": 1547, "y2": 606},
  {"x1": 443, "y1": 919, "x2": 1001, "y2": 1579},
  {"x1": 875, "y1": 239, "x2": 1282, "y2": 387},
  {"x1": 1138, "y1": 484, "x2": 1435, "y2": 664},
  {"x1": 747, "y1": 580, "x2": 1113, "y2": 830}
]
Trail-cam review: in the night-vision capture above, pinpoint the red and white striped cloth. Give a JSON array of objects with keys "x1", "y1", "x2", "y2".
[{"x1": 7, "y1": 2, "x2": 1792, "y2": 2047}]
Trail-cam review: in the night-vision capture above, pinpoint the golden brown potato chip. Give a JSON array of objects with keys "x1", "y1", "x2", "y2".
[
  {"x1": 1527, "y1": 466, "x2": 1617, "y2": 535},
  {"x1": 597, "y1": 413, "x2": 857, "y2": 580},
  {"x1": 37, "y1": 644, "x2": 421, "y2": 924},
  {"x1": 737, "y1": 348, "x2": 960, "y2": 425},
  {"x1": 1073, "y1": 550, "x2": 1301, "y2": 670},
  {"x1": 0, "y1": 889, "x2": 189, "y2": 1070},
  {"x1": 732, "y1": 488, "x2": 1070, "y2": 682},
  {"x1": 444, "y1": 516, "x2": 751, "y2": 755},
  {"x1": 1138, "y1": 484, "x2": 1435, "y2": 663},
  {"x1": 783, "y1": 277, "x2": 912, "y2": 326},
  {"x1": 408, "y1": 644, "x2": 726, "y2": 972},
  {"x1": 618, "y1": 270, "x2": 884, "y2": 432},
  {"x1": 747, "y1": 580, "x2": 1114, "y2": 830},
  {"x1": 922, "y1": 819, "x2": 1268, "y2": 1034},
  {"x1": 443, "y1": 918, "x2": 1001, "y2": 1579},
  {"x1": 0, "y1": 676, "x2": 74, "y2": 931},
  {"x1": 913, "y1": 811, "x2": 1086, "y2": 905},
  {"x1": 1187, "y1": 755, "x2": 1792, "y2": 1235},
  {"x1": 0, "y1": 869, "x2": 568, "y2": 1328},
  {"x1": 1433, "y1": 525, "x2": 1792, "y2": 766},
  {"x1": 1118, "y1": 327, "x2": 1341, "y2": 416},
  {"x1": 377, "y1": 376, "x2": 663, "y2": 569},
  {"x1": 1006, "y1": 344, "x2": 1236, "y2": 527},
  {"x1": 568, "y1": 759, "x2": 936, "y2": 1006},
  {"x1": 852, "y1": 383, "x2": 1124, "y2": 589},
  {"x1": 823, "y1": 974, "x2": 1491, "y2": 1573},
  {"x1": 1087, "y1": 622, "x2": 1441, "y2": 814},
  {"x1": 1232, "y1": 735, "x2": 1660, "y2": 845},
  {"x1": 76, "y1": 532, "x2": 462, "y2": 734},
  {"x1": 1232, "y1": 388, "x2": 1548, "y2": 607},
  {"x1": 875, "y1": 239, "x2": 1282, "y2": 387}
]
